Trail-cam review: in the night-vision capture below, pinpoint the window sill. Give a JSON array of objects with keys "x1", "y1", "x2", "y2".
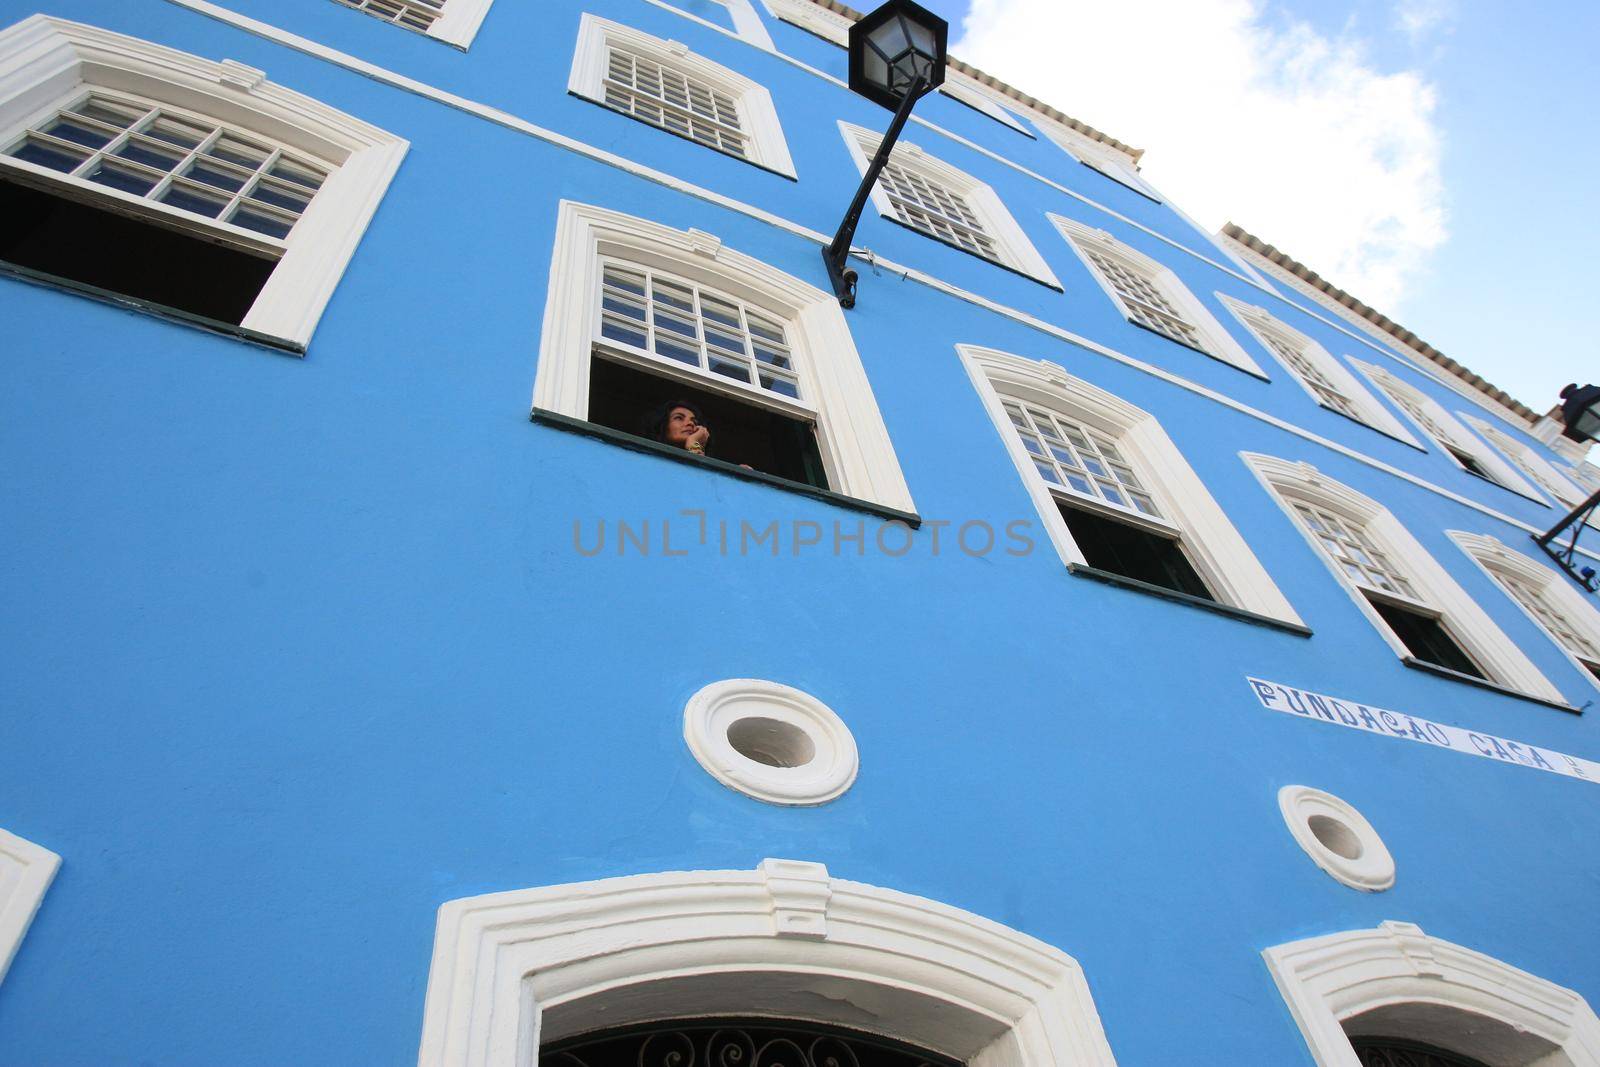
[
  {"x1": 0, "y1": 259, "x2": 304, "y2": 355},
  {"x1": 1067, "y1": 563, "x2": 1312, "y2": 636},
  {"x1": 1317, "y1": 403, "x2": 1427, "y2": 452},
  {"x1": 1401, "y1": 656, "x2": 1581, "y2": 714},
  {"x1": 531, "y1": 408, "x2": 922, "y2": 528},
  {"x1": 879, "y1": 216, "x2": 1063, "y2": 292},
  {"x1": 1128, "y1": 319, "x2": 1270, "y2": 381}
]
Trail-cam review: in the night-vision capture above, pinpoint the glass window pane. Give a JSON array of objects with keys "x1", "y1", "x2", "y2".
[
  {"x1": 599, "y1": 318, "x2": 647, "y2": 349},
  {"x1": 187, "y1": 160, "x2": 248, "y2": 192},
  {"x1": 73, "y1": 100, "x2": 141, "y2": 127},
  {"x1": 248, "y1": 180, "x2": 310, "y2": 213},
  {"x1": 268, "y1": 159, "x2": 325, "y2": 190},
  {"x1": 10, "y1": 136, "x2": 89, "y2": 173},
  {"x1": 654, "y1": 337, "x2": 700, "y2": 366},
  {"x1": 114, "y1": 138, "x2": 186, "y2": 171},
  {"x1": 85, "y1": 161, "x2": 159, "y2": 195},
  {"x1": 145, "y1": 118, "x2": 211, "y2": 149},
  {"x1": 41, "y1": 117, "x2": 113, "y2": 149},
  {"x1": 229, "y1": 206, "x2": 294, "y2": 239},
  {"x1": 209, "y1": 139, "x2": 269, "y2": 168},
  {"x1": 159, "y1": 182, "x2": 229, "y2": 217}
]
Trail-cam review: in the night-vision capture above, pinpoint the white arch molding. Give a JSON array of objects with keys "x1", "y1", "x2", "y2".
[
  {"x1": 417, "y1": 859, "x2": 1119, "y2": 1067},
  {"x1": 1264, "y1": 921, "x2": 1600, "y2": 1066}
]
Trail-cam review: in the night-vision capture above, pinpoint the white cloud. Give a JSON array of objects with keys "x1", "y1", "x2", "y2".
[
  {"x1": 1396, "y1": 0, "x2": 1455, "y2": 43},
  {"x1": 953, "y1": 0, "x2": 1447, "y2": 311}
]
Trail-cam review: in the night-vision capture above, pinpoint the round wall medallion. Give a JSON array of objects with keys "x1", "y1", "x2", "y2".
[
  {"x1": 1278, "y1": 785, "x2": 1395, "y2": 891},
  {"x1": 684, "y1": 679, "x2": 859, "y2": 806}
]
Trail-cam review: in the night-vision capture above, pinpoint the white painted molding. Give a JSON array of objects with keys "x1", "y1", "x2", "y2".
[
  {"x1": 417, "y1": 859, "x2": 1121, "y2": 1067},
  {"x1": 758, "y1": 0, "x2": 851, "y2": 46},
  {"x1": 1245, "y1": 453, "x2": 1565, "y2": 702},
  {"x1": 0, "y1": 14, "x2": 407, "y2": 349},
  {"x1": 422, "y1": 0, "x2": 496, "y2": 50},
  {"x1": 958, "y1": 344, "x2": 1303, "y2": 624},
  {"x1": 1264, "y1": 922, "x2": 1600, "y2": 1066},
  {"x1": 1035, "y1": 118, "x2": 1157, "y2": 199},
  {"x1": 0, "y1": 826, "x2": 60, "y2": 986},
  {"x1": 683, "y1": 678, "x2": 859, "y2": 805},
  {"x1": 1218, "y1": 295, "x2": 1420, "y2": 447},
  {"x1": 1277, "y1": 786, "x2": 1394, "y2": 891},
  {"x1": 532, "y1": 201, "x2": 916, "y2": 515},
  {"x1": 939, "y1": 70, "x2": 1033, "y2": 137},
  {"x1": 569, "y1": 14, "x2": 793, "y2": 178},
  {"x1": 1464, "y1": 414, "x2": 1589, "y2": 507},
  {"x1": 838, "y1": 120, "x2": 1061, "y2": 289},
  {"x1": 1050, "y1": 215, "x2": 1264, "y2": 377}
]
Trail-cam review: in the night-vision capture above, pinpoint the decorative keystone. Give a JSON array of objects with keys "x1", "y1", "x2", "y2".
[
  {"x1": 1381, "y1": 921, "x2": 1443, "y2": 978},
  {"x1": 217, "y1": 59, "x2": 266, "y2": 93},
  {"x1": 686, "y1": 229, "x2": 722, "y2": 259},
  {"x1": 1038, "y1": 359, "x2": 1069, "y2": 386},
  {"x1": 761, "y1": 858, "x2": 831, "y2": 940},
  {"x1": 666, "y1": 39, "x2": 689, "y2": 56}
]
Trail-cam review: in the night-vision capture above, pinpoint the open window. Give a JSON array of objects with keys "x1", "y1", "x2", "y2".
[
  {"x1": 1037, "y1": 117, "x2": 1159, "y2": 200},
  {"x1": 331, "y1": 0, "x2": 496, "y2": 48},
  {"x1": 0, "y1": 16, "x2": 406, "y2": 351},
  {"x1": 1463, "y1": 414, "x2": 1591, "y2": 510},
  {"x1": 961, "y1": 345, "x2": 1303, "y2": 625},
  {"x1": 1051, "y1": 215, "x2": 1265, "y2": 376},
  {"x1": 1247, "y1": 453, "x2": 1564, "y2": 702},
  {"x1": 838, "y1": 121, "x2": 1060, "y2": 287},
  {"x1": 1453, "y1": 532, "x2": 1600, "y2": 690},
  {"x1": 533, "y1": 202, "x2": 916, "y2": 517},
  {"x1": 569, "y1": 15, "x2": 795, "y2": 178}
]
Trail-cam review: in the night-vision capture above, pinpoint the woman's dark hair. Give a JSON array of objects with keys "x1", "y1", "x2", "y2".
[{"x1": 642, "y1": 398, "x2": 706, "y2": 445}]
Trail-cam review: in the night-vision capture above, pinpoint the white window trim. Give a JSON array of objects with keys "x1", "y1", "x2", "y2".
[
  {"x1": 532, "y1": 200, "x2": 915, "y2": 515},
  {"x1": 960, "y1": 344, "x2": 1303, "y2": 624},
  {"x1": 1351, "y1": 359, "x2": 1544, "y2": 500},
  {"x1": 417, "y1": 858, "x2": 1120, "y2": 1067},
  {"x1": 1463, "y1": 413, "x2": 1590, "y2": 507},
  {"x1": 652, "y1": 0, "x2": 774, "y2": 49},
  {"x1": 1245, "y1": 452, "x2": 1564, "y2": 702},
  {"x1": 1219, "y1": 295, "x2": 1420, "y2": 446},
  {"x1": 1451, "y1": 530, "x2": 1600, "y2": 695},
  {"x1": 0, "y1": 15, "x2": 407, "y2": 350},
  {"x1": 938, "y1": 70, "x2": 1033, "y2": 137},
  {"x1": 1264, "y1": 921, "x2": 1600, "y2": 1067},
  {"x1": 758, "y1": 0, "x2": 851, "y2": 46},
  {"x1": 569, "y1": 14, "x2": 794, "y2": 178},
  {"x1": 1036, "y1": 118, "x2": 1160, "y2": 200},
  {"x1": 0, "y1": 826, "x2": 60, "y2": 987},
  {"x1": 419, "y1": 0, "x2": 496, "y2": 50},
  {"x1": 838, "y1": 120, "x2": 1061, "y2": 288},
  {"x1": 1051, "y1": 215, "x2": 1265, "y2": 377}
]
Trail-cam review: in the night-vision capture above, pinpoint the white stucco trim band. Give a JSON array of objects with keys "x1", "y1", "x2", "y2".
[
  {"x1": 0, "y1": 826, "x2": 60, "y2": 986},
  {"x1": 1265, "y1": 921, "x2": 1600, "y2": 1067},
  {"x1": 417, "y1": 859, "x2": 1120, "y2": 1067}
]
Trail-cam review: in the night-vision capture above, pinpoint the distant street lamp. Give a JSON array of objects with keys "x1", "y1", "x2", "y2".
[
  {"x1": 822, "y1": 0, "x2": 947, "y2": 308},
  {"x1": 1534, "y1": 382, "x2": 1600, "y2": 592}
]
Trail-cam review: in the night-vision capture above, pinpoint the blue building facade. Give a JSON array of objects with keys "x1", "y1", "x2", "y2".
[{"x1": 2, "y1": 2, "x2": 1598, "y2": 1065}]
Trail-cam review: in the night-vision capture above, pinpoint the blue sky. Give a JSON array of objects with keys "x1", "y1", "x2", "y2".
[{"x1": 916, "y1": 0, "x2": 1597, "y2": 416}]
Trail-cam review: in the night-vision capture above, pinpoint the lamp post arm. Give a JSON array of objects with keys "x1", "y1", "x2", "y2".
[
  {"x1": 823, "y1": 72, "x2": 927, "y2": 308},
  {"x1": 1533, "y1": 485, "x2": 1600, "y2": 593}
]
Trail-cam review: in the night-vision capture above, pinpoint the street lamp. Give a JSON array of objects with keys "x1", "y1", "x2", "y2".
[
  {"x1": 1534, "y1": 382, "x2": 1600, "y2": 592},
  {"x1": 822, "y1": 0, "x2": 948, "y2": 308}
]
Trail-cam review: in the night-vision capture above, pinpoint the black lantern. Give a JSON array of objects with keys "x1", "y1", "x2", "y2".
[
  {"x1": 822, "y1": 0, "x2": 948, "y2": 308},
  {"x1": 1557, "y1": 383, "x2": 1600, "y2": 444},
  {"x1": 1534, "y1": 382, "x2": 1600, "y2": 592},
  {"x1": 848, "y1": 0, "x2": 948, "y2": 112}
]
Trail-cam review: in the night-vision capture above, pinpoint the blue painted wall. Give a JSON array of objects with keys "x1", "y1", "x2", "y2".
[{"x1": 1, "y1": 2, "x2": 1597, "y2": 1065}]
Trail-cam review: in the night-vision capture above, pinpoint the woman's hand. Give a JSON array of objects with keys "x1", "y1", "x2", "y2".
[{"x1": 686, "y1": 426, "x2": 710, "y2": 454}]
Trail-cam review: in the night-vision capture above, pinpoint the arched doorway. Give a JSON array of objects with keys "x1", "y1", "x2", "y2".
[{"x1": 543, "y1": 1018, "x2": 965, "y2": 1067}]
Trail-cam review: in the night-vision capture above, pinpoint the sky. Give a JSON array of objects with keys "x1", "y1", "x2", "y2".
[{"x1": 908, "y1": 0, "x2": 1598, "y2": 418}]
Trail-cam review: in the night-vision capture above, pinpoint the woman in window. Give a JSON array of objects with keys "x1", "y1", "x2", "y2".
[{"x1": 646, "y1": 399, "x2": 712, "y2": 455}]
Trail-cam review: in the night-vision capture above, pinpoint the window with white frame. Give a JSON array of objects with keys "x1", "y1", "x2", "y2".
[
  {"x1": 331, "y1": 0, "x2": 495, "y2": 49},
  {"x1": 1464, "y1": 414, "x2": 1589, "y2": 507},
  {"x1": 758, "y1": 0, "x2": 851, "y2": 47},
  {"x1": 938, "y1": 72, "x2": 1033, "y2": 137},
  {"x1": 1247, "y1": 453, "x2": 1563, "y2": 702},
  {"x1": 1220, "y1": 297, "x2": 1419, "y2": 443},
  {"x1": 961, "y1": 345, "x2": 1303, "y2": 623},
  {"x1": 1051, "y1": 216, "x2": 1265, "y2": 376},
  {"x1": 1036, "y1": 118, "x2": 1159, "y2": 200},
  {"x1": 1453, "y1": 532, "x2": 1600, "y2": 688},
  {"x1": 0, "y1": 16, "x2": 406, "y2": 350},
  {"x1": 838, "y1": 121, "x2": 1059, "y2": 286},
  {"x1": 533, "y1": 201, "x2": 916, "y2": 515},
  {"x1": 570, "y1": 16, "x2": 795, "y2": 177},
  {"x1": 660, "y1": 0, "x2": 774, "y2": 48},
  {"x1": 1352, "y1": 360, "x2": 1541, "y2": 497}
]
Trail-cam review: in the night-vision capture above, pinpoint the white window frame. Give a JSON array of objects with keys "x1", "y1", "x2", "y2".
[
  {"x1": 1219, "y1": 296, "x2": 1419, "y2": 444},
  {"x1": 1036, "y1": 117, "x2": 1160, "y2": 200},
  {"x1": 758, "y1": 0, "x2": 851, "y2": 46},
  {"x1": 417, "y1": 858, "x2": 1121, "y2": 1067},
  {"x1": 838, "y1": 120, "x2": 1060, "y2": 287},
  {"x1": 334, "y1": 0, "x2": 497, "y2": 50},
  {"x1": 1451, "y1": 531, "x2": 1600, "y2": 694},
  {"x1": 1463, "y1": 413, "x2": 1590, "y2": 508},
  {"x1": 960, "y1": 344, "x2": 1303, "y2": 625},
  {"x1": 1265, "y1": 921, "x2": 1600, "y2": 1067},
  {"x1": 1245, "y1": 452, "x2": 1563, "y2": 702},
  {"x1": 569, "y1": 14, "x2": 795, "y2": 178},
  {"x1": 1351, "y1": 359, "x2": 1543, "y2": 499},
  {"x1": 1052, "y1": 215, "x2": 1265, "y2": 377},
  {"x1": 0, "y1": 826, "x2": 59, "y2": 987},
  {"x1": 0, "y1": 15, "x2": 407, "y2": 350},
  {"x1": 533, "y1": 200, "x2": 915, "y2": 515},
  {"x1": 938, "y1": 70, "x2": 1034, "y2": 137}
]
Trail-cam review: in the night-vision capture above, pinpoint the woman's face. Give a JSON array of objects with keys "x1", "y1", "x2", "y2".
[{"x1": 663, "y1": 406, "x2": 700, "y2": 447}]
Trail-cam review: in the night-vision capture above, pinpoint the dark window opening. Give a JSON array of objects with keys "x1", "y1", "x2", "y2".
[
  {"x1": 1584, "y1": 660, "x2": 1600, "y2": 684},
  {"x1": 1365, "y1": 595, "x2": 1485, "y2": 678},
  {"x1": 1445, "y1": 445, "x2": 1493, "y2": 482},
  {"x1": 0, "y1": 175, "x2": 277, "y2": 325},
  {"x1": 587, "y1": 355, "x2": 828, "y2": 489},
  {"x1": 1349, "y1": 1037, "x2": 1493, "y2": 1067},
  {"x1": 544, "y1": 1017, "x2": 964, "y2": 1067},
  {"x1": 1057, "y1": 499, "x2": 1214, "y2": 601}
]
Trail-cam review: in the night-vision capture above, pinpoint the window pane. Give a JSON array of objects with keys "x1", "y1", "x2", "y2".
[
  {"x1": 9, "y1": 136, "x2": 89, "y2": 173},
  {"x1": 230, "y1": 205, "x2": 294, "y2": 239},
  {"x1": 41, "y1": 117, "x2": 114, "y2": 149},
  {"x1": 85, "y1": 161, "x2": 159, "y2": 196},
  {"x1": 1059, "y1": 501, "x2": 1213, "y2": 600},
  {"x1": 159, "y1": 182, "x2": 229, "y2": 217}
]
